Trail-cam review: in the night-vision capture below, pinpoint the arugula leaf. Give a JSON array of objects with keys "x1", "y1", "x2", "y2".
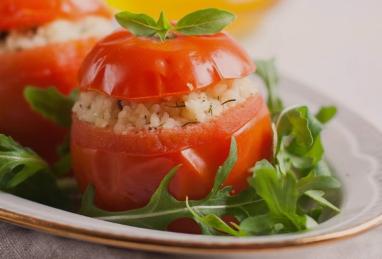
[
  {"x1": 115, "y1": 11, "x2": 160, "y2": 37},
  {"x1": 304, "y1": 190, "x2": 340, "y2": 212},
  {"x1": 248, "y1": 160, "x2": 308, "y2": 231},
  {"x1": 0, "y1": 134, "x2": 48, "y2": 189},
  {"x1": 186, "y1": 198, "x2": 241, "y2": 236},
  {"x1": 175, "y1": 8, "x2": 235, "y2": 35},
  {"x1": 276, "y1": 106, "x2": 324, "y2": 175},
  {"x1": 255, "y1": 59, "x2": 284, "y2": 119},
  {"x1": 24, "y1": 86, "x2": 77, "y2": 175},
  {"x1": 24, "y1": 86, "x2": 77, "y2": 128},
  {"x1": 240, "y1": 214, "x2": 285, "y2": 235},
  {"x1": 297, "y1": 172, "x2": 341, "y2": 194},
  {"x1": 0, "y1": 134, "x2": 70, "y2": 209},
  {"x1": 316, "y1": 106, "x2": 337, "y2": 124}
]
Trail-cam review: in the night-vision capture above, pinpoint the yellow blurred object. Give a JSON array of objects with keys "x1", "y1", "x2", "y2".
[{"x1": 106, "y1": 0, "x2": 278, "y2": 37}]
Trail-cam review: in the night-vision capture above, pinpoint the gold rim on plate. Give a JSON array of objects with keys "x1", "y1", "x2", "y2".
[{"x1": 1, "y1": 207, "x2": 382, "y2": 254}]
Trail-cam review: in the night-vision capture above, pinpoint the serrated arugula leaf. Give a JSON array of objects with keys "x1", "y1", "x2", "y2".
[
  {"x1": 248, "y1": 160, "x2": 308, "y2": 231},
  {"x1": 240, "y1": 214, "x2": 285, "y2": 235},
  {"x1": 176, "y1": 8, "x2": 235, "y2": 35},
  {"x1": 0, "y1": 134, "x2": 48, "y2": 189},
  {"x1": 186, "y1": 198, "x2": 241, "y2": 236},
  {"x1": 316, "y1": 106, "x2": 337, "y2": 124},
  {"x1": 0, "y1": 134, "x2": 70, "y2": 209},
  {"x1": 304, "y1": 190, "x2": 340, "y2": 212},
  {"x1": 255, "y1": 59, "x2": 284, "y2": 119},
  {"x1": 297, "y1": 172, "x2": 341, "y2": 194},
  {"x1": 115, "y1": 11, "x2": 160, "y2": 37},
  {"x1": 24, "y1": 86, "x2": 77, "y2": 128},
  {"x1": 276, "y1": 106, "x2": 325, "y2": 175}
]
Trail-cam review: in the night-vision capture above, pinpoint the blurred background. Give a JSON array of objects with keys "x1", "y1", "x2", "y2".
[{"x1": 108, "y1": 0, "x2": 382, "y2": 130}]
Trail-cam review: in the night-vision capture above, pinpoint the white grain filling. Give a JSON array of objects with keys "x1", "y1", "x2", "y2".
[
  {"x1": 0, "y1": 16, "x2": 113, "y2": 53},
  {"x1": 73, "y1": 77, "x2": 259, "y2": 133}
]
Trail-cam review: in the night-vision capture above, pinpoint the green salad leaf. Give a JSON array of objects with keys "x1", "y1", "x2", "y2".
[
  {"x1": 0, "y1": 134, "x2": 48, "y2": 189},
  {"x1": 24, "y1": 86, "x2": 77, "y2": 128},
  {"x1": 0, "y1": 134, "x2": 70, "y2": 209},
  {"x1": 316, "y1": 106, "x2": 337, "y2": 124},
  {"x1": 115, "y1": 8, "x2": 234, "y2": 40},
  {"x1": 255, "y1": 59, "x2": 284, "y2": 119},
  {"x1": 247, "y1": 161, "x2": 307, "y2": 232},
  {"x1": 23, "y1": 86, "x2": 78, "y2": 176}
]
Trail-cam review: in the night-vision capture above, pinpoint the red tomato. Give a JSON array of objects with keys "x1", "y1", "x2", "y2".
[
  {"x1": 71, "y1": 95, "x2": 273, "y2": 211},
  {"x1": 0, "y1": 39, "x2": 99, "y2": 162},
  {"x1": 0, "y1": 0, "x2": 111, "y2": 30},
  {"x1": 79, "y1": 30, "x2": 255, "y2": 101}
]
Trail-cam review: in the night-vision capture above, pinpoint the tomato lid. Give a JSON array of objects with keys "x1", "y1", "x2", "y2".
[
  {"x1": 79, "y1": 30, "x2": 255, "y2": 101},
  {"x1": 0, "y1": 0, "x2": 111, "y2": 30}
]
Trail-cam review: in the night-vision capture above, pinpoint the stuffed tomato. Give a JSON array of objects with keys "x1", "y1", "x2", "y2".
[
  {"x1": 0, "y1": 0, "x2": 113, "y2": 162},
  {"x1": 71, "y1": 28, "x2": 273, "y2": 212}
]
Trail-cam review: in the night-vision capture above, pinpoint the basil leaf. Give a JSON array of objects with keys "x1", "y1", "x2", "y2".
[
  {"x1": 316, "y1": 106, "x2": 337, "y2": 124},
  {"x1": 116, "y1": 11, "x2": 160, "y2": 37},
  {"x1": 176, "y1": 8, "x2": 235, "y2": 35},
  {"x1": 255, "y1": 59, "x2": 284, "y2": 119},
  {"x1": 24, "y1": 86, "x2": 77, "y2": 128},
  {"x1": 157, "y1": 11, "x2": 171, "y2": 41}
]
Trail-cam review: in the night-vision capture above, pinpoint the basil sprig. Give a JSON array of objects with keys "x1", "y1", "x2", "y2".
[{"x1": 115, "y1": 8, "x2": 235, "y2": 40}]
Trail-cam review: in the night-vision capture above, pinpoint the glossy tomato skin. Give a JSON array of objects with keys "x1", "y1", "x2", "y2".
[
  {"x1": 71, "y1": 95, "x2": 273, "y2": 211},
  {"x1": 0, "y1": 39, "x2": 98, "y2": 162},
  {"x1": 0, "y1": 0, "x2": 111, "y2": 30},
  {"x1": 79, "y1": 30, "x2": 255, "y2": 101}
]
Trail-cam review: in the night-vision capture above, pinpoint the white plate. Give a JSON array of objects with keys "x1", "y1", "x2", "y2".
[{"x1": 1, "y1": 77, "x2": 381, "y2": 254}]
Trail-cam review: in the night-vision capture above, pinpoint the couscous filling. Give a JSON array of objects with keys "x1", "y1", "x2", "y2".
[
  {"x1": 0, "y1": 16, "x2": 113, "y2": 53},
  {"x1": 73, "y1": 77, "x2": 259, "y2": 133}
]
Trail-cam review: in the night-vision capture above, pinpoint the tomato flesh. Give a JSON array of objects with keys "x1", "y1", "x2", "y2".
[
  {"x1": 0, "y1": 39, "x2": 98, "y2": 162},
  {"x1": 0, "y1": 0, "x2": 111, "y2": 30},
  {"x1": 71, "y1": 95, "x2": 273, "y2": 211},
  {"x1": 79, "y1": 30, "x2": 255, "y2": 101}
]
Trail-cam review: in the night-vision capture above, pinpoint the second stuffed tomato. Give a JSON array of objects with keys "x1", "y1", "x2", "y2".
[
  {"x1": 0, "y1": 0, "x2": 113, "y2": 162},
  {"x1": 71, "y1": 30, "x2": 273, "y2": 214}
]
